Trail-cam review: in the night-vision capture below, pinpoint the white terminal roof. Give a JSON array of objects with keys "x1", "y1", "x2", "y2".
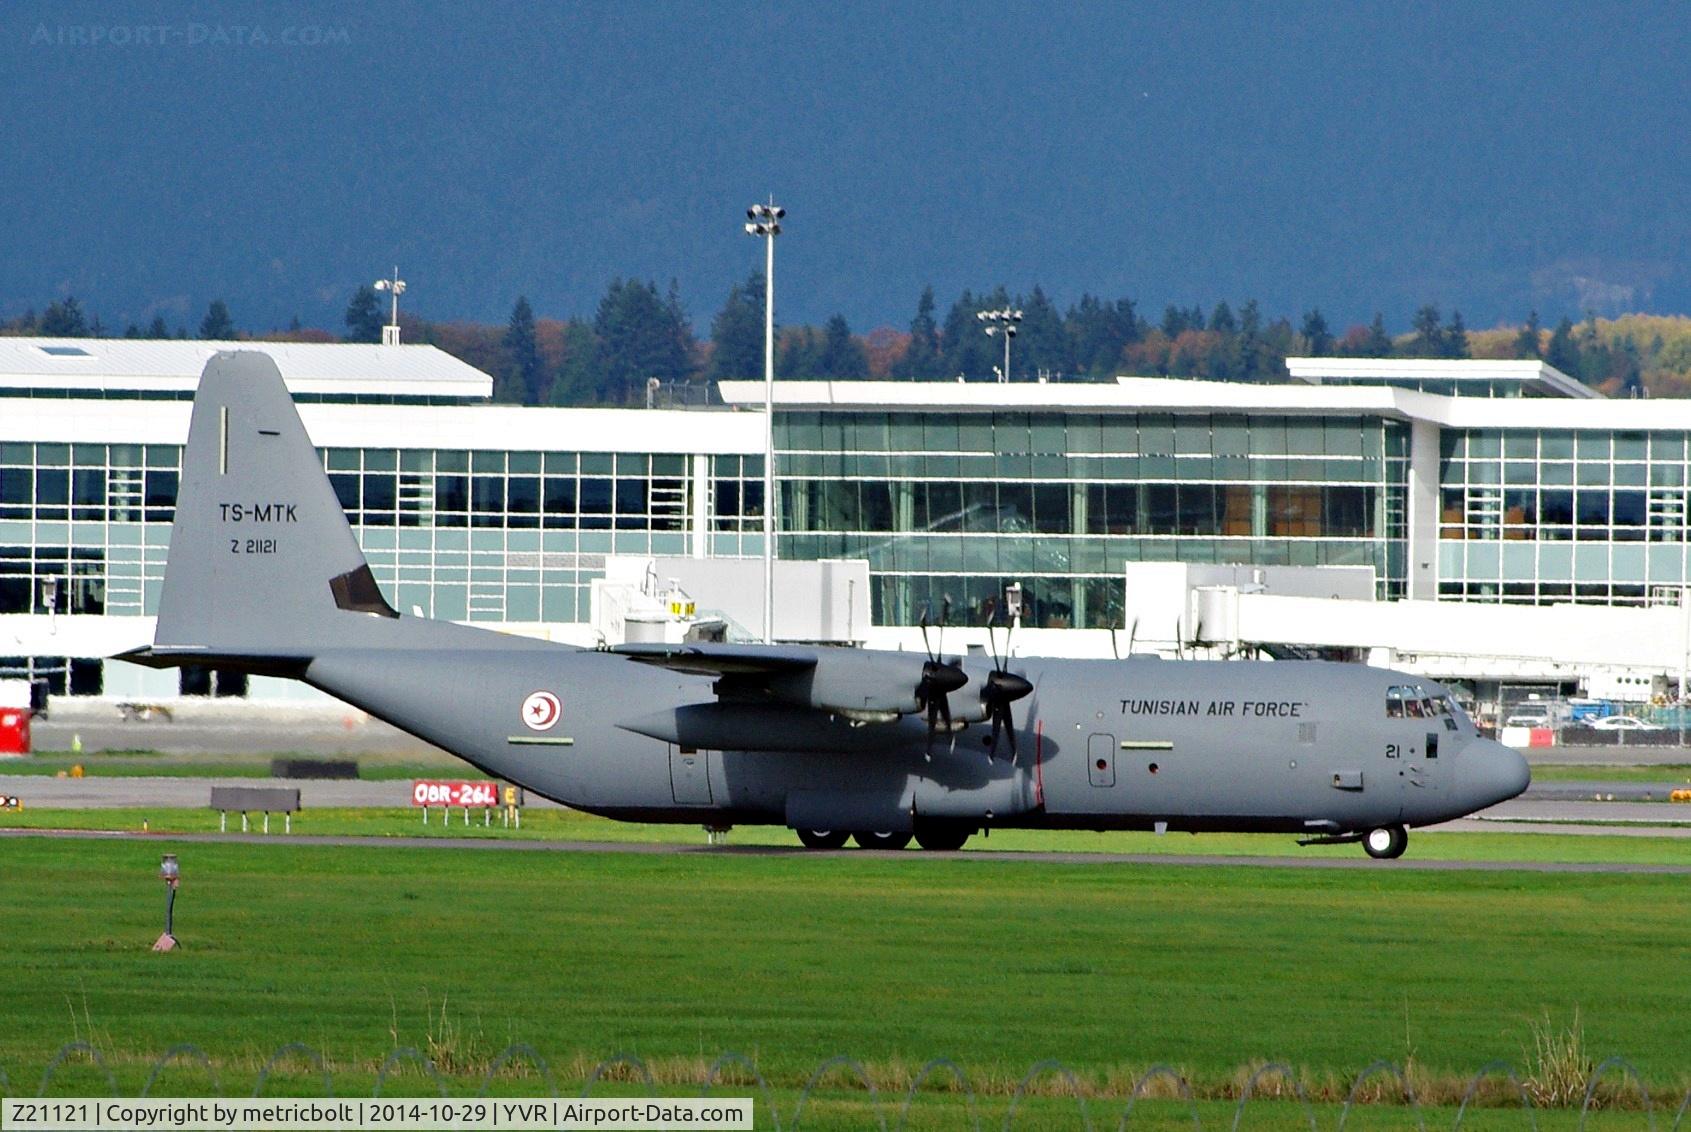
[
  {"x1": 1285, "y1": 356, "x2": 1598, "y2": 399},
  {"x1": 719, "y1": 359, "x2": 1691, "y2": 432},
  {"x1": 0, "y1": 337, "x2": 493, "y2": 399},
  {"x1": 2, "y1": 400, "x2": 763, "y2": 455}
]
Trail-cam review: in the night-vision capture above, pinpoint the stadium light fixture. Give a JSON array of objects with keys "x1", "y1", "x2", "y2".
[
  {"x1": 744, "y1": 201, "x2": 784, "y2": 643},
  {"x1": 978, "y1": 307, "x2": 1024, "y2": 383},
  {"x1": 373, "y1": 267, "x2": 407, "y2": 345}
]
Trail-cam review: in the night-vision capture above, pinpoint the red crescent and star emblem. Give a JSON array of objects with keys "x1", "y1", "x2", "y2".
[{"x1": 521, "y1": 691, "x2": 561, "y2": 731}]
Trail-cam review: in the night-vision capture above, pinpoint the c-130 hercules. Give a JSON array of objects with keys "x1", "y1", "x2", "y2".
[{"x1": 123, "y1": 353, "x2": 1530, "y2": 858}]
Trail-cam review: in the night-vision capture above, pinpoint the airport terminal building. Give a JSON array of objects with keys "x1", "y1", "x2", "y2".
[{"x1": 2, "y1": 337, "x2": 1690, "y2": 706}]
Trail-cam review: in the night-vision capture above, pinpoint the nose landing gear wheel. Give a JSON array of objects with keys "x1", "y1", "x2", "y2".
[
  {"x1": 852, "y1": 830, "x2": 913, "y2": 851},
  {"x1": 796, "y1": 829, "x2": 850, "y2": 850},
  {"x1": 1363, "y1": 825, "x2": 1408, "y2": 859}
]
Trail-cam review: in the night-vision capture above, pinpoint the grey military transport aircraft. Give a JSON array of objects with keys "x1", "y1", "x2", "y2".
[{"x1": 122, "y1": 353, "x2": 1530, "y2": 858}]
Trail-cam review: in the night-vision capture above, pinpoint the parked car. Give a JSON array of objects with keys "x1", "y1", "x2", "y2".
[{"x1": 1590, "y1": 715, "x2": 1664, "y2": 731}]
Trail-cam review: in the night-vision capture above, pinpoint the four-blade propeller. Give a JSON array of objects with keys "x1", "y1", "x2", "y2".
[
  {"x1": 917, "y1": 601, "x2": 968, "y2": 757},
  {"x1": 979, "y1": 598, "x2": 1033, "y2": 759}
]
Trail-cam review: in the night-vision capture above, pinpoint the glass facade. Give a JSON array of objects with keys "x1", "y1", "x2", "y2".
[
  {"x1": 775, "y1": 411, "x2": 1410, "y2": 629},
  {"x1": 0, "y1": 441, "x2": 767, "y2": 626},
  {"x1": 1438, "y1": 428, "x2": 1690, "y2": 606},
  {"x1": 12, "y1": 378, "x2": 1691, "y2": 661}
]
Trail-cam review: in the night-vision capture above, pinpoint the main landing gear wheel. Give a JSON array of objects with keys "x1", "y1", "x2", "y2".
[
  {"x1": 913, "y1": 823, "x2": 972, "y2": 852},
  {"x1": 1363, "y1": 825, "x2": 1408, "y2": 860},
  {"x1": 853, "y1": 830, "x2": 913, "y2": 851},
  {"x1": 796, "y1": 829, "x2": 850, "y2": 850}
]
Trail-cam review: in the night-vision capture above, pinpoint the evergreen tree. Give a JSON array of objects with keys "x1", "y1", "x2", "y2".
[
  {"x1": 1409, "y1": 305, "x2": 1444, "y2": 356},
  {"x1": 1444, "y1": 310, "x2": 1470, "y2": 359},
  {"x1": 1015, "y1": 286, "x2": 1068, "y2": 378},
  {"x1": 1209, "y1": 301, "x2": 1237, "y2": 334},
  {"x1": 1545, "y1": 317, "x2": 1580, "y2": 375},
  {"x1": 1360, "y1": 313, "x2": 1392, "y2": 358},
  {"x1": 549, "y1": 319, "x2": 600, "y2": 406},
  {"x1": 123, "y1": 323, "x2": 142, "y2": 338},
  {"x1": 816, "y1": 314, "x2": 869, "y2": 378},
  {"x1": 1066, "y1": 294, "x2": 1139, "y2": 375},
  {"x1": 1160, "y1": 305, "x2": 1189, "y2": 338},
  {"x1": 1299, "y1": 309, "x2": 1333, "y2": 356},
  {"x1": 1514, "y1": 311, "x2": 1543, "y2": 358},
  {"x1": 199, "y1": 299, "x2": 235, "y2": 340},
  {"x1": 708, "y1": 274, "x2": 765, "y2": 381},
  {"x1": 897, "y1": 286, "x2": 942, "y2": 379},
  {"x1": 940, "y1": 289, "x2": 1000, "y2": 379},
  {"x1": 40, "y1": 296, "x2": 89, "y2": 337},
  {"x1": 503, "y1": 296, "x2": 544, "y2": 404},
  {"x1": 344, "y1": 285, "x2": 383, "y2": 343},
  {"x1": 1262, "y1": 315, "x2": 1299, "y2": 375},
  {"x1": 147, "y1": 314, "x2": 171, "y2": 339},
  {"x1": 778, "y1": 326, "x2": 824, "y2": 378},
  {"x1": 663, "y1": 279, "x2": 696, "y2": 378},
  {"x1": 1238, "y1": 299, "x2": 1267, "y2": 379},
  {"x1": 593, "y1": 278, "x2": 694, "y2": 401}
]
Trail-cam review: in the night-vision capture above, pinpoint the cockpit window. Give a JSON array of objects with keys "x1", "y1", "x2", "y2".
[{"x1": 1388, "y1": 683, "x2": 1453, "y2": 721}]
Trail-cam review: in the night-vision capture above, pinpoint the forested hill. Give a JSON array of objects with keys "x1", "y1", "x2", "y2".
[{"x1": 10, "y1": 282, "x2": 1691, "y2": 406}]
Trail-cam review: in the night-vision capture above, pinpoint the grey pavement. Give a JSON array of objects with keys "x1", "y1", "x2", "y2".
[
  {"x1": 2, "y1": 826, "x2": 1687, "y2": 874},
  {"x1": 1525, "y1": 744, "x2": 1691, "y2": 765},
  {"x1": 0, "y1": 774, "x2": 564, "y2": 809},
  {"x1": 28, "y1": 701, "x2": 452, "y2": 757},
  {"x1": 5, "y1": 774, "x2": 1690, "y2": 842},
  {"x1": 1472, "y1": 797, "x2": 1691, "y2": 825},
  {"x1": 1525, "y1": 780, "x2": 1691, "y2": 801}
]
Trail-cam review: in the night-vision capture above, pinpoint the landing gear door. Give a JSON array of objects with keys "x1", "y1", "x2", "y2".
[
  {"x1": 1087, "y1": 733, "x2": 1116, "y2": 787},
  {"x1": 669, "y1": 745, "x2": 713, "y2": 804}
]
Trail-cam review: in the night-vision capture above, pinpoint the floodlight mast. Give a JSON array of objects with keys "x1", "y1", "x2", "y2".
[
  {"x1": 977, "y1": 307, "x2": 1023, "y2": 383},
  {"x1": 744, "y1": 201, "x2": 784, "y2": 643},
  {"x1": 373, "y1": 267, "x2": 407, "y2": 345}
]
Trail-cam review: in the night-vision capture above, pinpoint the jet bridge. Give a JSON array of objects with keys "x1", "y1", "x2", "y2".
[{"x1": 1122, "y1": 562, "x2": 1689, "y2": 688}]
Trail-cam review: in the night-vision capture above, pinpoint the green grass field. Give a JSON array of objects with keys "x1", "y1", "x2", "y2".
[
  {"x1": 1530, "y1": 763, "x2": 1691, "y2": 785},
  {"x1": 1, "y1": 831, "x2": 1687, "y2": 1128}
]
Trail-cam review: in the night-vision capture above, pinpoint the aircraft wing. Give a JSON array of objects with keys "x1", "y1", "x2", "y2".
[
  {"x1": 614, "y1": 640, "x2": 969, "y2": 726},
  {"x1": 612, "y1": 642, "x2": 820, "y2": 677},
  {"x1": 612, "y1": 641, "x2": 1029, "y2": 757}
]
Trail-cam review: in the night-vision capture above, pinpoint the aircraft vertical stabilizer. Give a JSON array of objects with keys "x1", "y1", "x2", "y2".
[{"x1": 140, "y1": 351, "x2": 395, "y2": 663}]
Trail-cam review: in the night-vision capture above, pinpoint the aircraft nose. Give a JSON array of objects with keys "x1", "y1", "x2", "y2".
[{"x1": 1465, "y1": 738, "x2": 1531, "y2": 808}]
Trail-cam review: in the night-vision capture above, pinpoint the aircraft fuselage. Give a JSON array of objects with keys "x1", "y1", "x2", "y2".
[{"x1": 304, "y1": 643, "x2": 1529, "y2": 839}]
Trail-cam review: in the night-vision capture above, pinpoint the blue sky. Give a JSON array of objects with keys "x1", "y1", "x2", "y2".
[{"x1": 4, "y1": 1, "x2": 1690, "y2": 336}]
